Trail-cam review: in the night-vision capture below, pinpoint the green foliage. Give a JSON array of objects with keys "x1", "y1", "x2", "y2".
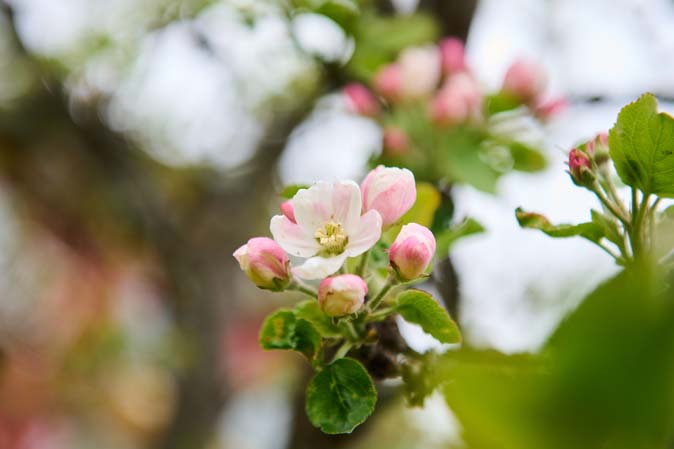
[
  {"x1": 279, "y1": 184, "x2": 310, "y2": 199},
  {"x1": 258, "y1": 310, "x2": 320, "y2": 358},
  {"x1": 515, "y1": 208, "x2": 604, "y2": 243},
  {"x1": 443, "y1": 268, "x2": 674, "y2": 449},
  {"x1": 305, "y1": 358, "x2": 377, "y2": 434},
  {"x1": 291, "y1": 0, "x2": 360, "y2": 31},
  {"x1": 395, "y1": 289, "x2": 461, "y2": 344},
  {"x1": 295, "y1": 300, "x2": 343, "y2": 338},
  {"x1": 485, "y1": 92, "x2": 524, "y2": 116},
  {"x1": 609, "y1": 93, "x2": 674, "y2": 197},
  {"x1": 435, "y1": 217, "x2": 485, "y2": 258}
]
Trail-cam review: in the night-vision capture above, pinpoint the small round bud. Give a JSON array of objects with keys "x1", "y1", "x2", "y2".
[
  {"x1": 344, "y1": 83, "x2": 380, "y2": 117},
  {"x1": 389, "y1": 223, "x2": 436, "y2": 281},
  {"x1": 374, "y1": 64, "x2": 402, "y2": 101},
  {"x1": 280, "y1": 200, "x2": 296, "y2": 223},
  {"x1": 382, "y1": 127, "x2": 409, "y2": 156},
  {"x1": 318, "y1": 274, "x2": 367, "y2": 317},
  {"x1": 439, "y1": 37, "x2": 467, "y2": 75},
  {"x1": 568, "y1": 148, "x2": 594, "y2": 186},
  {"x1": 397, "y1": 45, "x2": 441, "y2": 100},
  {"x1": 502, "y1": 59, "x2": 546, "y2": 103},
  {"x1": 586, "y1": 132, "x2": 610, "y2": 165},
  {"x1": 233, "y1": 237, "x2": 290, "y2": 291},
  {"x1": 430, "y1": 73, "x2": 483, "y2": 126},
  {"x1": 361, "y1": 166, "x2": 416, "y2": 228},
  {"x1": 534, "y1": 97, "x2": 567, "y2": 121}
]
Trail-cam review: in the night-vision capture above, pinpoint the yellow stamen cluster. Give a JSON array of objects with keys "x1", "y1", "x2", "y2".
[{"x1": 315, "y1": 221, "x2": 348, "y2": 254}]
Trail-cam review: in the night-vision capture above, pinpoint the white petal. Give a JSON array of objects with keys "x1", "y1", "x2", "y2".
[
  {"x1": 270, "y1": 215, "x2": 319, "y2": 258},
  {"x1": 331, "y1": 180, "x2": 361, "y2": 233},
  {"x1": 293, "y1": 181, "x2": 333, "y2": 233},
  {"x1": 345, "y1": 210, "x2": 382, "y2": 256},
  {"x1": 292, "y1": 253, "x2": 348, "y2": 280}
]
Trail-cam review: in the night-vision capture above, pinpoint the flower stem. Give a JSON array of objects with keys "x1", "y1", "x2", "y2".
[
  {"x1": 630, "y1": 191, "x2": 650, "y2": 260},
  {"x1": 592, "y1": 181, "x2": 630, "y2": 227},
  {"x1": 288, "y1": 282, "x2": 317, "y2": 298},
  {"x1": 342, "y1": 321, "x2": 359, "y2": 341},
  {"x1": 355, "y1": 249, "x2": 370, "y2": 277},
  {"x1": 368, "y1": 276, "x2": 397, "y2": 312},
  {"x1": 367, "y1": 307, "x2": 394, "y2": 322},
  {"x1": 331, "y1": 340, "x2": 353, "y2": 363}
]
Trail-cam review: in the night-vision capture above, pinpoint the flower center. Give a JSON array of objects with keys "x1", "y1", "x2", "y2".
[{"x1": 314, "y1": 221, "x2": 348, "y2": 254}]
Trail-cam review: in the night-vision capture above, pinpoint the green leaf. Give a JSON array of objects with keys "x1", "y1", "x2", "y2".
[
  {"x1": 435, "y1": 217, "x2": 485, "y2": 258},
  {"x1": 515, "y1": 208, "x2": 604, "y2": 243},
  {"x1": 590, "y1": 210, "x2": 623, "y2": 246},
  {"x1": 279, "y1": 184, "x2": 309, "y2": 199},
  {"x1": 295, "y1": 300, "x2": 342, "y2": 338},
  {"x1": 305, "y1": 358, "x2": 377, "y2": 434},
  {"x1": 507, "y1": 141, "x2": 547, "y2": 173},
  {"x1": 486, "y1": 92, "x2": 524, "y2": 116},
  {"x1": 608, "y1": 93, "x2": 674, "y2": 197},
  {"x1": 395, "y1": 289, "x2": 461, "y2": 344},
  {"x1": 259, "y1": 310, "x2": 320, "y2": 358}
]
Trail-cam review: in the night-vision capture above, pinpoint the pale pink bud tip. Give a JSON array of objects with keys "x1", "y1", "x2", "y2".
[
  {"x1": 568, "y1": 148, "x2": 592, "y2": 185},
  {"x1": 534, "y1": 97, "x2": 567, "y2": 120},
  {"x1": 439, "y1": 37, "x2": 467, "y2": 75},
  {"x1": 280, "y1": 200, "x2": 296, "y2": 223},
  {"x1": 318, "y1": 274, "x2": 367, "y2": 317},
  {"x1": 382, "y1": 127, "x2": 409, "y2": 156},
  {"x1": 233, "y1": 237, "x2": 290, "y2": 291},
  {"x1": 502, "y1": 59, "x2": 546, "y2": 103},
  {"x1": 361, "y1": 165, "x2": 416, "y2": 228},
  {"x1": 389, "y1": 223, "x2": 436, "y2": 281},
  {"x1": 374, "y1": 64, "x2": 402, "y2": 101},
  {"x1": 430, "y1": 73, "x2": 483, "y2": 126},
  {"x1": 344, "y1": 83, "x2": 380, "y2": 117}
]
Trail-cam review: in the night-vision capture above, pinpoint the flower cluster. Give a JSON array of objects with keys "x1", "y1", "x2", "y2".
[
  {"x1": 234, "y1": 166, "x2": 434, "y2": 317},
  {"x1": 342, "y1": 38, "x2": 561, "y2": 189}
]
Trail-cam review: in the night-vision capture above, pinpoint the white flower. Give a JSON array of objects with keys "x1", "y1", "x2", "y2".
[{"x1": 270, "y1": 180, "x2": 382, "y2": 280}]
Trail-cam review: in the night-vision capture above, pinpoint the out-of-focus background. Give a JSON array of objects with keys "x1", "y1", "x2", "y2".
[{"x1": 1, "y1": 1, "x2": 674, "y2": 448}]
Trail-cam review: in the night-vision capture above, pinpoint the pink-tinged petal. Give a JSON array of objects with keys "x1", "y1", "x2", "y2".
[
  {"x1": 361, "y1": 166, "x2": 416, "y2": 227},
  {"x1": 345, "y1": 209, "x2": 382, "y2": 256},
  {"x1": 292, "y1": 182, "x2": 333, "y2": 233},
  {"x1": 269, "y1": 215, "x2": 319, "y2": 258},
  {"x1": 292, "y1": 253, "x2": 348, "y2": 280},
  {"x1": 280, "y1": 200, "x2": 296, "y2": 223},
  {"x1": 331, "y1": 180, "x2": 362, "y2": 233}
]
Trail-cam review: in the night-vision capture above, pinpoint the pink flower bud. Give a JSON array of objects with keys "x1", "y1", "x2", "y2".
[
  {"x1": 585, "y1": 132, "x2": 610, "y2": 165},
  {"x1": 389, "y1": 223, "x2": 436, "y2": 281},
  {"x1": 568, "y1": 148, "x2": 593, "y2": 186},
  {"x1": 382, "y1": 127, "x2": 409, "y2": 156},
  {"x1": 344, "y1": 83, "x2": 380, "y2": 117},
  {"x1": 502, "y1": 59, "x2": 546, "y2": 103},
  {"x1": 398, "y1": 45, "x2": 441, "y2": 100},
  {"x1": 439, "y1": 37, "x2": 467, "y2": 75},
  {"x1": 280, "y1": 200, "x2": 296, "y2": 223},
  {"x1": 318, "y1": 274, "x2": 367, "y2": 317},
  {"x1": 534, "y1": 97, "x2": 567, "y2": 120},
  {"x1": 233, "y1": 237, "x2": 290, "y2": 291},
  {"x1": 374, "y1": 64, "x2": 402, "y2": 101},
  {"x1": 430, "y1": 73, "x2": 483, "y2": 126},
  {"x1": 361, "y1": 165, "x2": 416, "y2": 228}
]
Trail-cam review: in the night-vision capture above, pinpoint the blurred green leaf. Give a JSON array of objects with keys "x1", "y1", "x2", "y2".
[
  {"x1": 259, "y1": 310, "x2": 320, "y2": 358},
  {"x1": 590, "y1": 209, "x2": 623, "y2": 246},
  {"x1": 507, "y1": 141, "x2": 547, "y2": 172},
  {"x1": 435, "y1": 217, "x2": 485, "y2": 258},
  {"x1": 609, "y1": 93, "x2": 674, "y2": 197},
  {"x1": 292, "y1": 0, "x2": 360, "y2": 31},
  {"x1": 485, "y1": 92, "x2": 523, "y2": 116},
  {"x1": 279, "y1": 184, "x2": 309, "y2": 199},
  {"x1": 516, "y1": 208, "x2": 604, "y2": 243},
  {"x1": 305, "y1": 357, "x2": 377, "y2": 434},
  {"x1": 395, "y1": 289, "x2": 461, "y2": 344}
]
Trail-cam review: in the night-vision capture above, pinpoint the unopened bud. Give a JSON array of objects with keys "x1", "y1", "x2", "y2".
[
  {"x1": 389, "y1": 223, "x2": 436, "y2": 281},
  {"x1": 318, "y1": 274, "x2": 367, "y2": 317},
  {"x1": 361, "y1": 166, "x2": 416, "y2": 228},
  {"x1": 568, "y1": 148, "x2": 594, "y2": 186},
  {"x1": 382, "y1": 127, "x2": 409, "y2": 156},
  {"x1": 233, "y1": 237, "x2": 290, "y2": 291},
  {"x1": 344, "y1": 83, "x2": 380, "y2": 117},
  {"x1": 439, "y1": 37, "x2": 467, "y2": 75},
  {"x1": 374, "y1": 64, "x2": 402, "y2": 101},
  {"x1": 502, "y1": 59, "x2": 546, "y2": 103}
]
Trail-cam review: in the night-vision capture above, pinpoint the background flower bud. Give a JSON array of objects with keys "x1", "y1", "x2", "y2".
[
  {"x1": 397, "y1": 45, "x2": 441, "y2": 100},
  {"x1": 430, "y1": 73, "x2": 483, "y2": 126},
  {"x1": 343, "y1": 83, "x2": 380, "y2": 117},
  {"x1": 280, "y1": 200, "x2": 296, "y2": 223},
  {"x1": 233, "y1": 237, "x2": 290, "y2": 291},
  {"x1": 374, "y1": 64, "x2": 402, "y2": 101},
  {"x1": 389, "y1": 223, "x2": 436, "y2": 281},
  {"x1": 318, "y1": 274, "x2": 367, "y2": 317},
  {"x1": 568, "y1": 148, "x2": 594, "y2": 186},
  {"x1": 382, "y1": 127, "x2": 409, "y2": 156},
  {"x1": 502, "y1": 59, "x2": 546, "y2": 103},
  {"x1": 587, "y1": 132, "x2": 610, "y2": 165},
  {"x1": 361, "y1": 166, "x2": 416, "y2": 228},
  {"x1": 439, "y1": 37, "x2": 467, "y2": 75}
]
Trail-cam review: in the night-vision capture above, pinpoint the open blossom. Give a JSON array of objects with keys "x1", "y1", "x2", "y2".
[
  {"x1": 344, "y1": 83, "x2": 380, "y2": 117},
  {"x1": 361, "y1": 166, "x2": 416, "y2": 228},
  {"x1": 318, "y1": 274, "x2": 367, "y2": 317},
  {"x1": 270, "y1": 181, "x2": 382, "y2": 280},
  {"x1": 389, "y1": 223, "x2": 436, "y2": 281},
  {"x1": 439, "y1": 37, "x2": 467, "y2": 75},
  {"x1": 233, "y1": 238, "x2": 290, "y2": 290},
  {"x1": 502, "y1": 59, "x2": 546, "y2": 103}
]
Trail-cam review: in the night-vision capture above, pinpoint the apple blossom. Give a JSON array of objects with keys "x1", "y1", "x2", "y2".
[
  {"x1": 270, "y1": 180, "x2": 382, "y2": 280},
  {"x1": 233, "y1": 237, "x2": 290, "y2": 290},
  {"x1": 344, "y1": 83, "x2": 380, "y2": 117},
  {"x1": 502, "y1": 59, "x2": 546, "y2": 103},
  {"x1": 280, "y1": 200, "x2": 296, "y2": 223},
  {"x1": 389, "y1": 223, "x2": 436, "y2": 281},
  {"x1": 317, "y1": 274, "x2": 367, "y2": 317},
  {"x1": 361, "y1": 166, "x2": 416, "y2": 228},
  {"x1": 439, "y1": 37, "x2": 467, "y2": 75},
  {"x1": 397, "y1": 45, "x2": 441, "y2": 100}
]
